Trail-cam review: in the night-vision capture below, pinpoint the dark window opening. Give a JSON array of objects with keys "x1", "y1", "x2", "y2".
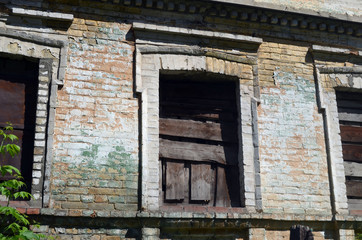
[
  {"x1": 0, "y1": 56, "x2": 39, "y2": 193},
  {"x1": 336, "y1": 91, "x2": 362, "y2": 215},
  {"x1": 159, "y1": 72, "x2": 242, "y2": 207}
]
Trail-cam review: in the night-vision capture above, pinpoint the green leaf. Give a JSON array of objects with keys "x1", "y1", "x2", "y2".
[
  {"x1": 7, "y1": 134, "x2": 18, "y2": 142},
  {"x1": 0, "y1": 165, "x2": 21, "y2": 176},
  {"x1": 19, "y1": 229, "x2": 41, "y2": 240},
  {"x1": 4, "y1": 123, "x2": 13, "y2": 131},
  {"x1": 13, "y1": 191, "x2": 32, "y2": 200}
]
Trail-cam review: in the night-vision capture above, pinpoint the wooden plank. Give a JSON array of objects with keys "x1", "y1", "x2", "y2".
[
  {"x1": 346, "y1": 180, "x2": 362, "y2": 198},
  {"x1": 337, "y1": 99, "x2": 362, "y2": 109},
  {"x1": 0, "y1": 79, "x2": 25, "y2": 128},
  {"x1": 342, "y1": 144, "x2": 362, "y2": 162},
  {"x1": 338, "y1": 112, "x2": 362, "y2": 123},
  {"x1": 336, "y1": 91, "x2": 362, "y2": 102},
  {"x1": 161, "y1": 98, "x2": 234, "y2": 110},
  {"x1": 161, "y1": 81, "x2": 236, "y2": 101},
  {"x1": 160, "y1": 106, "x2": 235, "y2": 121},
  {"x1": 225, "y1": 166, "x2": 242, "y2": 207},
  {"x1": 340, "y1": 125, "x2": 362, "y2": 143},
  {"x1": 160, "y1": 139, "x2": 238, "y2": 164},
  {"x1": 165, "y1": 161, "x2": 185, "y2": 200},
  {"x1": 159, "y1": 118, "x2": 237, "y2": 142},
  {"x1": 190, "y1": 164, "x2": 212, "y2": 201},
  {"x1": 215, "y1": 167, "x2": 230, "y2": 207},
  {"x1": 348, "y1": 199, "x2": 362, "y2": 210},
  {"x1": 344, "y1": 161, "x2": 362, "y2": 177}
]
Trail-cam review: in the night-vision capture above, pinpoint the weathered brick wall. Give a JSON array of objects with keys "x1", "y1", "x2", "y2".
[
  {"x1": 0, "y1": 0, "x2": 360, "y2": 238},
  {"x1": 258, "y1": 41, "x2": 331, "y2": 215},
  {"x1": 50, "y1": 18, "x2": 139, "y2": 214}
]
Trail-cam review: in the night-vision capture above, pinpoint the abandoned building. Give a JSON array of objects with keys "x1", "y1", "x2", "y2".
[{"x1": 0, "y1": 0, "x2": 361, "y2": 239}]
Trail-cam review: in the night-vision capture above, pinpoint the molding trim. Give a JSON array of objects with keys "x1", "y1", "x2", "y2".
[
  {"x1": 133, "y1": 22, "x2": 263, "y2": 44},
  {"x1": 0, "y1": 27, "x2": 68, "y2": 85},
  {"x1": 311, "y1": 45, "x2": 362, "y2": 57}
]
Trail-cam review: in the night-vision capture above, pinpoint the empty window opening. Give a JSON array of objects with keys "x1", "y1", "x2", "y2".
[
  {"x1": 0, "y1": 56, "x2": 39, "y2": 192},
  {"x1": 159, "y1": 72, "x2": 242, "y2": 207},
  {"x1": 336, "y1": 91, "x2": 362, "y2": 215}
]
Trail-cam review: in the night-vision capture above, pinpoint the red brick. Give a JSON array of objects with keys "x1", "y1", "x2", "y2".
[
  {"x1": 26, "y1": 208, "x2": 40, "y2": 215},
  {"x1": 183, "y1": 206, "x2": 207, "y2": 212},
  {"x1": 17, "y1": 208, "x2": 26, "y2": 214},
  {"x1": 160, "y1": 205, "x2": 184, "y2": 212}
]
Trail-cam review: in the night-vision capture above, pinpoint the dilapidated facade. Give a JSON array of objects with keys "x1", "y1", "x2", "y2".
[{"x1": 0, "y1": 0, "x2": 361, "y2": 239}]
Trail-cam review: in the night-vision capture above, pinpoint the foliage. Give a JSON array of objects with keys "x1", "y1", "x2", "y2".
[
  {"x1": 0, "y1": 123, "x2": 45, "y2": 239},
  {"x1": 356, "y1": 233, "x2": 362, "y2": 240}
]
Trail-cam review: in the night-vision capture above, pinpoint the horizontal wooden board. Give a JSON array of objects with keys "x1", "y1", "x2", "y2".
[
  {"x1": 338, "y1": 112, "x2": 362, "y2": 123},
  {"x1": 0, "y1": 79, "x2": 25, "y2": 127},
  {"x1": 342, "y1": 144, "x2": 362, "y2": 162},
  {"x1": 340, "y1": 125, "x2": 362, "y2": 143},
  {"x1": 344, "y1": 161, "x2": 362, "y2": 177},
  {"x1": 159, "y1": 118, "x2": 237, "y2": 142},
  {"x1": 161, "y1": 101, "x2": 234, "y2": 114},
  {"x1": 160, "y1": 81, "x2": 236, "y2": 101},
  {"x1": 159, "y1": 139, "x2": 238, "y2": 165},
  {"x1": 163, "y1": 97, "x2": 234, "y2": 109},
  {"x1": 348, "y1": 199, "x2": 362, "y2": 211},
  {"x1": 160, "y1": 106, "x2": 235, "y2": 121},
  {"x1": 336, "y1": 91, "x2": 362, "y2": 101},
  {"x1": 346, "y1": 180, "x2": 362, "y2": 198},
  {"x1": 337, "y1": 99, "x2": 362, "y2": 110}
]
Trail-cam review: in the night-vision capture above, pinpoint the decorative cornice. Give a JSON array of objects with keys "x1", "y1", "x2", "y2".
[
  {"x1": 208, "y1": 0, "x2": 362, "y2": 24},
  {"x1": 133, "y1": 22, "x2": 263, "y2": 44},
  {"x1": 104, "y1": 0, "x2": 362, "y2": 38}
]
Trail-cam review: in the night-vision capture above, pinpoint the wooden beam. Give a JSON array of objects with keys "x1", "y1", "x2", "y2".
[
  {"x1": 340, "y1": 125, "x2": 362, "y2": 143},
  {"x1": 159, "y1": 118, "x2": 237, "y2": 142},
  {"x1": 346, "y1": 180, "x2": 362, "y2": 198},
  {"x1": 342, "y1": 144, "x2": 362, "y2": 162},
  {"x1": 160, "y1": 139, "x2": 238, "y2": 165},
  {"x1": 348, "y1": 199, "x2": 362, "y2": 210},
  {"x1": 344, "y1": 161, "x2": 362, "y2": 177},
  {"x1": 339, "y1": 112, "x2": 362, "y2": 123}
]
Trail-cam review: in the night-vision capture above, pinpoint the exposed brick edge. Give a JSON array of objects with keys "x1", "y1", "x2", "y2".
[{"x1": 16, "y1": 207, "x2": 41, "y2": 215}]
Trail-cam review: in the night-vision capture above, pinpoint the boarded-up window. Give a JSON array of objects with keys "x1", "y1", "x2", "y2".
[
  {"x1": 336, "y1": 91, "x2": 362, "y2": 215},
  {"x1": 159, "y1": 73, "x2": 241, "y2": 207},
  {"x1": 0, "y1": 57, "x2": 38, "y2": 190}
]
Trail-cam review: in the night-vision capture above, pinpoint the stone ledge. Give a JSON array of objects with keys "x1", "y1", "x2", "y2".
[
  {"x1": 318, "y1": 66, "x2": 362, "y2": 74},
  {"x1": 10, "y1": 6, "x2": 74, "y2": 21},
  {"x1": 38, "y1": 208, "x2": 362, "y2": 222},
  {"x1": 311, "y1": 45, "x2": 361, "y2": 56}
]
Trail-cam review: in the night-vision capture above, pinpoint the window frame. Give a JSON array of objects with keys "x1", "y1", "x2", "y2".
[
  {"x1": 314, "y1": 64, "x2": 362, "y2": 215},
  {"x1": 0, "y1": 29, "x2": 67, "y2": 209},
  {"x1": 134, "y1": 23, "x2": 262, "y2": 212},
  {"x1": 158, "y1": 72, "x2": 242, "y2": 207}
]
